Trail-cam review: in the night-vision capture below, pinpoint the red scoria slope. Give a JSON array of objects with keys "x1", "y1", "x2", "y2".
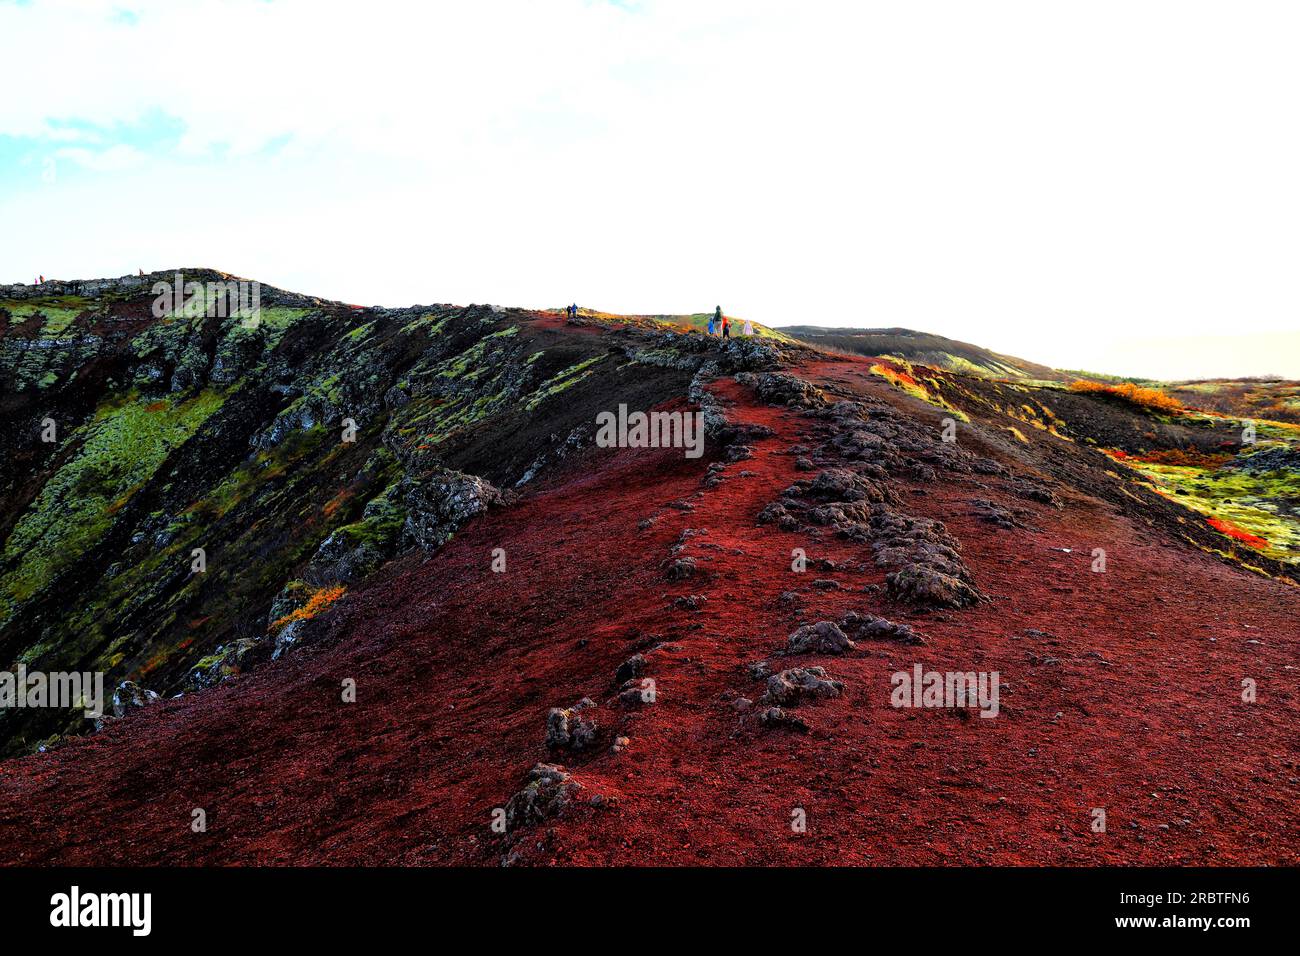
[{"x1": 1, "y1": 346, "x2": 1298, "y2": 866}]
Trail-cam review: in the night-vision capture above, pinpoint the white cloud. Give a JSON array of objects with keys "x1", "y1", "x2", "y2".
[{"x1": 2, "y1": 0, "x2": 1298, "y2": 378}]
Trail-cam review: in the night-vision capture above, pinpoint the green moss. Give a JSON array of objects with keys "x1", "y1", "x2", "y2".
[
  {"x1": 0, "y1": 388, "x2": 228, "y2": 625},
  {"x1": 525, "y1": 354, "x2": 605, "y2": 411},
  {"x1": 0, "y1": 296, "x2": 91, "y2": 332},
  {"x1": 1116, "y1": 448, "x2": 1300, "y2": 563}
]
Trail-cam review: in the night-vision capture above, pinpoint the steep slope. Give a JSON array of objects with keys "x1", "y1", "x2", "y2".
[
  {"x1": 1, "y1": 275, "x2": 1298, "y2": 865},
  {"x1": 0, "y1": 273, "x2": 711, "y2": 754}
]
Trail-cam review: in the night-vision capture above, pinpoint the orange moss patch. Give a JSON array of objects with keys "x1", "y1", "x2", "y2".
[
  {"x1": 270, "y1": 585, "x2": 346, "y2": 634},
  {"x1": 1070, "y1": 380, "x2": 1183, "y2": 414},
  {"x1": 1207, "y1": 517, "x2": 1269, "y2": 548}
]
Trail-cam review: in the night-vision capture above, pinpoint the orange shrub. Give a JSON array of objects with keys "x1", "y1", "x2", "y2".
[
  {"x1": 1069, "y1": 380, "x2": 1183, "y2": 413},
  {"x1": 270, "y1": 585, "x2": 346, "y2": 634}
]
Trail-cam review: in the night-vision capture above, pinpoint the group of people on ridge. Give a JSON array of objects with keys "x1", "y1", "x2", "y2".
[{"x1": 707, "y1": 305, "x2": 753, "y2": 340}]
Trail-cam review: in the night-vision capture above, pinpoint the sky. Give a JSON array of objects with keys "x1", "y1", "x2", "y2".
[{"x1": 1, "y1": 0, "x2": 1298, "y2": 381}]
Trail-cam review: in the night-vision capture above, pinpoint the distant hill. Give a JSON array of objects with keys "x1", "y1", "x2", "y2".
[{"x1": 776, "y1": 326, "x2": 1072, "y2": 382}]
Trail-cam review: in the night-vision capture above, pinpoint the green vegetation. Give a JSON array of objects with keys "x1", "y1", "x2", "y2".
[
  {"x1": 525, "y1": 354, "x2": 605, "y2": 411},
  {"x1": 0, "y1": 296, "x2": 91, "y2": 333},
  {"x1": 0, "y1": 389, "x2": 227, "y2": 627},
  {"x1": 1113, "y1": 445, "x2": 1300, "y2": 564}
]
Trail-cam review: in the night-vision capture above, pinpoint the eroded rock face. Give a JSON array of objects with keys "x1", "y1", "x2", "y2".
[
  {"x1": 763, "y1": 667, "x2": 843, "y2": 706},
  {"x1": 400, "y1": 468, "x2": 505, "y2": 552},
  {"x1": 504, "y1": 763, "x2": 583, "y2": 830}
]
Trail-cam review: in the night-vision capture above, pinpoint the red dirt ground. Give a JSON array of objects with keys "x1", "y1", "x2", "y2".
[{"x1": 1, "y1": 352, "x2": 1298, "y2": 865}]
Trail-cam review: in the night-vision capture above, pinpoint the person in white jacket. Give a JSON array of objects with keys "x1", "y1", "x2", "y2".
[{"x1": 742, "y1": 319, "x2": 754, "y2": 336}]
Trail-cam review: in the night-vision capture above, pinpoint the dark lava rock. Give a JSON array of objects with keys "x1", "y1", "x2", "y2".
[
  {"x1": 763, "y1": 666, "x2": 843, "y2": 705},
  {"x1": 186, "y1": 639, "x2": 259, "y2": 691},
  {"x1": 545, "y1": 698, "x2": 599, "y2": 752},
  {"x1": 112, "y1": 681, "x2": 160, "y2": 719},
  {"x1": 615, "y1": 654, "x2": 646, "y2": 685},
  {"x1": 886, "y1": 565, "x2": 982, "y2": 609},
  {"x1": 786, "y1": 621, "x2": 855, "y2": 654},
  {"x1": 839, "y1": 611, "x2": 923, "y2": 644},
  {"x1": 759, "y1": 706, "x2": 810, "y2": 733},
  {"x1": 1233, "y1": 445, "x2": 1300, "y2": 474},
  {"x1": 400, "y1": 468, "x2": 505, "y2": 552},
  {"x1": 504, "y1": 763, "x2": 583, "y2": 830},
  {"x1": 666, "y1": 556, "x2": 697, "y2": 581}
]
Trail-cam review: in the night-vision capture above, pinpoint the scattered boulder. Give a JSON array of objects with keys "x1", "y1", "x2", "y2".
[
  {"x1": 112, "y1": 681, "x2": 160, "y2": 719},
  {"x1": 736, "y1": 371, "x2": 826, "y2": 408},
  {"x1": 666, "y1": 557, "x2": 697, "y2": 581},
  {"x1": 886, "y1": 566, "x2": 981, "y2": 609},
  {"x1": 545, "y1": 698, "x2": 599, "y2": 751},
  {"x1": 786, "y1": 621, "x2": 855, "y2": 655},
  {"x1": 763, "y1": 667, "x2": 843, "y2": 706},
  {"x1": 617, "y1": 679, "x2": 654, "y2": 708},
  {"x1": 186, "y1": 639, "x2": 259, "y2": 690},
  {"x1": 839, "y1": 611, "x2": 923, "y2": 644},
  {"x1": 970, "y1": 497, "x2": 1021, "y2": 529},
  {"x1": 504, "y1": 763, "x2": 583, "y2": 830}
]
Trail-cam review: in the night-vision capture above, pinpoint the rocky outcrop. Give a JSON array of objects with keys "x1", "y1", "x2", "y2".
[
  {"x1": 112, "y1": 681, "x2": 161, "y2": 719},
  {"x1": 545, "y1": 698, "x2": 600, "y2": 752},
  {"x1": 399, "y1": 468, "x2": 505, "y2": 553},
  {"x1": 504, "y1": 763, "x2": 583, "y2": 830}
]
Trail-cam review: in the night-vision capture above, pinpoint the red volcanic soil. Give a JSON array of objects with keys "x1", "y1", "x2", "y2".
[{"x1": 2, "y1": 354, "x2": 1299, "y2": 865}]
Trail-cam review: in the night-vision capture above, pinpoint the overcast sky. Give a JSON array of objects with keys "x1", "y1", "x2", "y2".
[{"x1": 2, "y1": 0, "x2": 1297, "y2": 379}]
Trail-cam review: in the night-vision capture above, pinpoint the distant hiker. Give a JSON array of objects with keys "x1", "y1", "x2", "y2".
[
  {"x1": 38, "y1": 275, "x2": 44, "y2": 284},
  {"x1": 707, "y1": 315, "x2": 716, "y2": 336},
  {"x1": 138, "y1": 268, "x2": 145, "y2": 277},
  {"x1": 721, "y1": 315, "x2": 730, "y2": 339},
  {"x1": 714, "y1": 305, "x2": 722, "y2": 328},
  {"x1": 743, "y1": 319, "x2": 754, "y2": 336}
]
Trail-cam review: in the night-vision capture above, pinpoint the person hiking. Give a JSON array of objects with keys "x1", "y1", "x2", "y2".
[
  {"x1": 721, "y1": 314, "x2": 730, "y2": 339},
  {"x1": 706, "y1": 314, "x2": 716, "y2": 336},
  {"x1": 743, "y1": 318, "x2": 754, "y2": 336}
]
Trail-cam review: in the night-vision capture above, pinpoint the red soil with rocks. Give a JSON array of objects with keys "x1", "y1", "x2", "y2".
[{"x1": 1, "y1": 352, "x2": 1297, "y2": 866}]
